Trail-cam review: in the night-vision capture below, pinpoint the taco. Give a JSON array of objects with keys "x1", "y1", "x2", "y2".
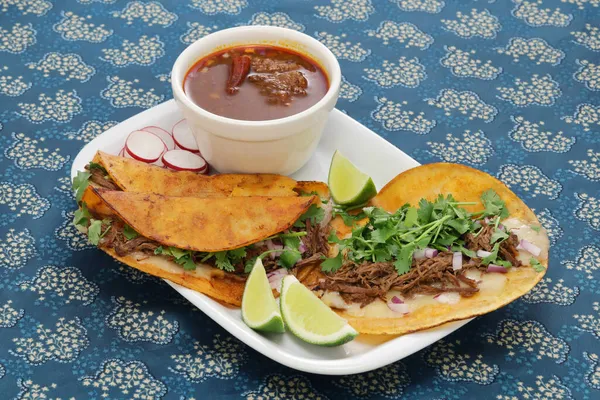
[
  {"x1": 74, "y1": 186, "x2": 333, "y2": 306},
  {"x1": 302, "y1": 163, "x2": 549, "y2": 335},
  {"x1": 78, "y1": 151, "x2": 303, "y2": 199}
]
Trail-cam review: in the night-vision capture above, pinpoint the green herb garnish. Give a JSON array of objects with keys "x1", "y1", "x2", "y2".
[
  {"x1": 123, "y1": 225, "x2": 139, "y2": 240},
  {"x1": 530, "y1": 225, "x2": 541, "y2": 233},
  {"x1": 154, "y1": 246, "x2": 197, "y2": 271},
  {"x1": 87, "y1": 219, "x2": 111, "y2": 245},
  {"x1": 530, "y1": 257, "x2": 545, "y2": 272},
  {"x1": 293, "y1": 204, "x2": 325, "y2": 228},
  {"x1": 73, "y1": 203, "x2": 92, "y2": 233},
  {"x1": 72, "y1": 170, "x2": 91, "y2": 203},
  {"x1": 321, "y1": 252, "x2": 343, "y2": 273}
]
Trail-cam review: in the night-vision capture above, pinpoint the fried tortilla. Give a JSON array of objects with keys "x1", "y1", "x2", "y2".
[
  {"x1": 91, "y1": 187, "x2": 316, "y2": 252},
  {"x1": 92, "y1": 151, "x2": 298, "y2": 197},
  {"x1": 302, "y1": 163, "x2": 549, "y2": 335}
]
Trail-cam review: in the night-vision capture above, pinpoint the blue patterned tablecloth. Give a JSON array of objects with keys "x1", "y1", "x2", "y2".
[{"x1": 1, "y1": 0, "x2": 599, "y2": 398}]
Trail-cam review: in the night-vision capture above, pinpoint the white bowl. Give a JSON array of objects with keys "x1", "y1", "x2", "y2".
[{"x1": 171, "y1": 26, "x2": 341, "y2": 175}]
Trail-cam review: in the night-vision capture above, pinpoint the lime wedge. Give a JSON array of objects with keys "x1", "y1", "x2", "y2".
[
  {"x1": 241, "y1": 258, "x2": 285, "y2": 333},
  {"x1": 280, "y1": 275, "x2": 357, "y2": 346},
  {"x1": 328, "y1": 150, "x2": 377, "y2": 206}
]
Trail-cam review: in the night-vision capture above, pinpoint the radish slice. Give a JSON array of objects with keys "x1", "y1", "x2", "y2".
[
  {"x1": 125, "y1": 130, "x2": 166, "y2": 163},
  {"x1": 162, "y1": 150, "x2": 207, "y2": 172},
  {"x1": 142, "y1": 126, "x2": 176, "y2": 150},
  {"x1": 172, "y1": 119, "x2": 200, "y2": 153}
]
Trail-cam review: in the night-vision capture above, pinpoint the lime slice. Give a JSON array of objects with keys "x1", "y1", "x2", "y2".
[
  {"x1": 280, "y1": 275, "x2": 357, "y2": 346},
  {"x1": 241, "y1": 258, "x2": 285, "y2": 333},
  {"x1": 328, "y1": 151, "x2": 377, "y2": 206}
]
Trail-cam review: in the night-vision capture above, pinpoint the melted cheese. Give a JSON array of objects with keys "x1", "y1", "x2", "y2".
[
  {"x1": 502, "y1": 217, "x2": 550, "y2": 264},
  {"x1": 133, "y1": 253, "x2": 215, "y2": 280}
]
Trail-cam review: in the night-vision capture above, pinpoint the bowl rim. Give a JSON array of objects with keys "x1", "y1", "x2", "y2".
[{"x1": 171, "y1": 26, "x2": 341, "y2": 128}]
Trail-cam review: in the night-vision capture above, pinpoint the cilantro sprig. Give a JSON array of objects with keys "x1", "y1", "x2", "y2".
[{"x1": 323, "y1": 190, "x2": 510, "y2": 275}]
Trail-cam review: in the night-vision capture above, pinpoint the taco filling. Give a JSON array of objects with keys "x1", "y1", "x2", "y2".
[{"x1": 314, "y1": 191, "x2": 546, "y2": 308}]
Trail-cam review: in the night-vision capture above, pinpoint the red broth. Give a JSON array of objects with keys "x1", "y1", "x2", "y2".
[{"x1": 183, "y1": 45, "x2": 329, "y2": 121}]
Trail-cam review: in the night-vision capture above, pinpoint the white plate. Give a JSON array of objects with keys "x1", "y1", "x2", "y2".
[{"x1": 71, "y1": 100, "x2": 471, "y2": 375}]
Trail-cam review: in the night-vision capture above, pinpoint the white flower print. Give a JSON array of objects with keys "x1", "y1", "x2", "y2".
[
  {"x1": 244, "y1": 375, "x2": 328, "y2": 400},
  {"x1": 427, "y1": 130, "x2": 494, "y2": 165},
  {"x1": 0, "y1": 228, "x2": 36, "y2": 270},
  {"x1": 442, "y1": 9, "x2": 501, "y2": 39},
  {"x1": 170, "y1": 334, "x2": 247, "y2": 382},
  {"x1": 424, "y1": 340, "x2": 499, "y2": 384},
  {"x1": 334, "y1": 362, "x2": 410, "y2": 397},
  {"x1": 81, "y1": 359, "x2": 167, "y2": 399},
  {"x1": 440, "y1": 46, "x2": 501, "y2": 80},
  {"x1": 10, "y1": 317, "x2": 89, "y2": 365},
  {"x1": 340, "y1": 75, "x2": 362, "y2": 102},
  {"x1": 106, "y1": 296, "x2": 178, "y2": 344},
  {"x1": 0, "y1": 182, "x2": 50, "y2": 219},
  {"x1": 512, "y1": 0, "x2": 572, "y2": 27},
  {"x1": 0, "y1": 66, "x2": 31, "y2": 96},
  {"x1": 391, "y1": 0, "x2": 445, "y2": 13},
  {"x1": 536, "y1": 208, "x2": 563, "y2": 246},
  {"x1": 366, "y1": 21, "x2": 433, "y2": 49},
  {"x1": 0, "y1": 301, "x2": 24, "y2": 327},
  {"x1": 427, "y1": 89, "x2": 498, "y2": 122},
  {"x1": 180, "y1": 22, "x2": 217, "y2": 44},
  {"x1": 5, "y1": 133, "x2": 69, "y2": 170},
  {"x1": 27, "y1": 53, "x2": 95, "y2": 82},
  {"x1": 584, "y1": 352, "x2": 600, "y2": 390},
  {"x1": 484, "y1": 320, "x2": 569, "y2": 363},
  {"x1": 574, "y1": 301, "x2": 600, "y2": 339},
  {"x1": 363, "y1": 57, "x2": 426, "y2": 88},
  {"x1": 497, "y1": 375, "x2": 573, "y2": 399},
  {"x1": 498, "y1": 164, "x2": 562, "y2": 199},
  {"x1": 562, "y1": 0, "x2": 600, "y2": 9},
  {"x1": 245, "y1": 12, "x2": 304, "y2": 31},
  {"x1": 17, "y1": 90, "x2": 82, "y2": 123},
  {"x1": 53, "y1": 11, "x2": 112, "y2": 43},
  {"x1": 111, "y1": 1, "x2": 177, "y2": 27},
  {"x1": 315, "y1": 0, "x2": 374, "y2": 22},
  {"x1": 509, "y1": 116, "x2": 575, "y2": 153},
  {"x1": 522, "y1": 278, "x2": 579, "y2": 305},
  {"x1": 371, "y1": 97, "x2": 436, "y2": 134},
  {"x1": 101, "y1": 76, "x2": 164, "y2": 108},
  {"x1": 20, "y1": 265, "x2": 99, "y2": 306},
  {"x1": 574, "y1": 59, "x2": 600, "y2": 91},
  {"x1": 563, "y1": 103, "x2": 600, "y2": 132},
  {"x1": 574, "y1": 193, "x2": 600, "y2": 230},
  {"x1": 572, "y1": 24, "x2": 600, "y2": 51},
  {"x1": 562, "y1": 245, "x2": 600, "y2": 279},
  {"x1": 101, "y1": 35, "x2": 165, "y2": 67},
  {"x1": 0, "y1": 23, "x2": 36, "y2": 53},
  {"x1": 497, "y1": 74, "x2": 561, "y2": 107},
  {"x1": 63, "y1": 120, "x2": 116, "y2": 142},
  {"x1": 0, "y1": 0, "x2": 52, "y2": 15},
  {"x1": 496, "y1": 37, "x2": 564, "y2": 65},
  {"x1": 315, "y1": 32, "x2": 370, "y2": 62},
  {"x1": 569, "y1": 149, "x2": 600, "y2": 181},
  {"x1": 189, "y1": 0, "x2": 247, "y2": 15}
]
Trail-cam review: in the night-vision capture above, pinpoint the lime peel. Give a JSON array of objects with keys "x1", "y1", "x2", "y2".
[
  {"x1": 280, "y1": 275, "x2": 358, "y2": 346},
  {"x1": 241, "y1": 258, "x2": 285, "y2": 333},
  {"x1": 328, "y1": 151, "x2": 377, "y2": 206}
]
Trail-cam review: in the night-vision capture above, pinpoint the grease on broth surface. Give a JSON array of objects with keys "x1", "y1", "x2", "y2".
[{"x1": 184, "y1": 45, "x2": 329, "y2": 121}]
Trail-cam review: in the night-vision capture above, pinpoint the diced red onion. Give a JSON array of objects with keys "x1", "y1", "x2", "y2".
[
  {"x1": 516, "y1": 239, "x2": 541, "y2": 256},
  {"x1": 298, "y1": 241, "x2": 307, "y2": 254},
  {"x1": 266, "y1": 240, "x2": 283, "y2": 259},
  {"x1": 424, "y1": 248, "x2": 438, "y2": 258},
  {"x1": 452, "y1": 252, "x2": 463, "y2": 271},
  {"x1": 434, "y1": 292, "x2": 460, "y2": 304},
  {"x1": 487, "y1": 264, "x2": 508, "y2": 273},
  {"x1": 484, "y1": 217, "x2": 490, "y2": 224},
  {"x1": 267, "y1": 268, "x2": 288, "y2": 291},
  {"x1": 387, "y1": 296, "x2": 409, "y2": 314},
  {"x1": 498, "y1": 223, "x2": 505, "y2": 231},
  {"x1": 477, "y1": 250, "x2": 492, "y2": 258},
  {"x1": 413, "y1": 249, "x2": 426, "y2": 260}
]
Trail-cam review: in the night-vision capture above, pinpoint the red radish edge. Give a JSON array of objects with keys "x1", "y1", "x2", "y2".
[
  {"x1": 125, "y1": 130, "x2": 166, "y2": 163},
  {"x1": 172, "y1": 119, "x2": 200, "y2": 153},
  {"x1": 141, "y1": 126, "x2": 176, "y2": 150},
  {"x1": 162, "y1": 150, "x2": 207, "y2": 172}
]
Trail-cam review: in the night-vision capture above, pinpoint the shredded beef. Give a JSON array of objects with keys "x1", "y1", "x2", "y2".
[
  {"x1": 86, "y1": 166, "x2": 119, "y2": 190},
  {"x1": 464, "y1": 223, "x2": 494, "y2": 252},
  {"x1": 251, "y1": 57, "x2": 300, "y2": 73},
  {"x1": 319, "y1": 253, "x2": 487, "y2": 307},
  {"x1": 114, "y1": 237, "x2": 159, "y2": 257},
  {"x1": 500, "y1": 232, "x2": 522, "y2": 267},
  {"x1": 247, "y1": 71, "x2": 308, "y2": 105}
]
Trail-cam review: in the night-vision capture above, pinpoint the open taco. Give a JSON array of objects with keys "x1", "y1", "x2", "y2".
[
  {"x1": 301, "y1": 163, "x2": 549, "y2": 335},
  {"x1": 74, "y1": 185, "x2": 332, "y2": 306}
]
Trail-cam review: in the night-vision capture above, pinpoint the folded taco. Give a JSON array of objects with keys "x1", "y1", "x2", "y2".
[
  {"x1": 74, "y1": 186, "x2": 332, "y2": 306},
  {"x1": 302, "y1": 163, "x2": 549, "y2": 335}
]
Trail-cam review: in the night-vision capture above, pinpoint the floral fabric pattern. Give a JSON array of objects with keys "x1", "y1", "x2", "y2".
[{"x1": 0, "y1": 0, "x2": 598, "y2": 399}]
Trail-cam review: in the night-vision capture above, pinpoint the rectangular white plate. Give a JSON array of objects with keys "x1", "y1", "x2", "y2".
[{"x1": 71, "y1": 100, "x2": 471, "y2": 375}]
